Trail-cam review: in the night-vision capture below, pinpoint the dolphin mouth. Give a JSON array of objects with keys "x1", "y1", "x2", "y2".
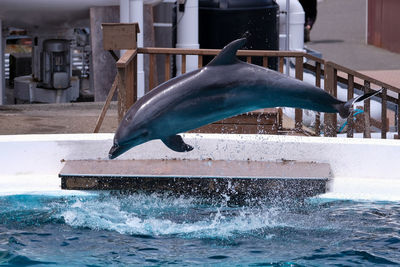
[{"x1": 108, "y1": 144, "x2": 126, "y2": 159}]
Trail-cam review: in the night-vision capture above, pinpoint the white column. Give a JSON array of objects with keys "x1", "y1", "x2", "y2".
[
  {"x1": 0, "y1": 19, "x2": 4, "y2": 105},
  {"x1": 120, "y1": 0, "x2": 145, "y2": 98},
  {"x1": 120, "y1": 0, "x2": 129, "y2": 23},
  {"x1": 176, "y1": 0, "x2": 199, "y2": 74},
  {"x1": 285, "y1": 0, "x2": 290, "y2": 76},
  {"x1": 130, "y1": 0, "x2": 145, "y2": 98}
]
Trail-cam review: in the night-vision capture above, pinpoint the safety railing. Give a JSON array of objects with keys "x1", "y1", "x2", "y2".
[
  {"x1": 96, "y1": 24, "x2": 400, "y2": 139},
  {"x1": 304, "y1": 57, "x2": 400, "y2": 138},
  {"x1": 139, "y1": 47, "x2": 310, "y2": 134},
  {"x1": 325, "y1": 61, "x2": 399, "y2": 139}
]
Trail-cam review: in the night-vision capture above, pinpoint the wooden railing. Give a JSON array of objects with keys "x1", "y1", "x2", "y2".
[
  {"x1": 139, "y1": 47, "x2": 310, "y2": 133},
  {"x1": 96, "y1": 45, "x2": 400, "y2": 139},
  {"x1": 325, "y1": 61, "x2": 399, "y2": 139},
  {"x1": 303, "y1": 57, "x2": 400, "y2": 138}
]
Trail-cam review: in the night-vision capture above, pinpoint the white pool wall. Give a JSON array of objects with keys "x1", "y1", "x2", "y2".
[{"x1": 1, "y1": 133, "x2": 399, "y2": 200}]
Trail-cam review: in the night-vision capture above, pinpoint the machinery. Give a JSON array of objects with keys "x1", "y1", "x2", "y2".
[
  {"x1": 39, "y1": 39, "x2": 71, "y2": 89},
  {"x1": 14, "y1": 36, "x2": 80, "y2": 103}
]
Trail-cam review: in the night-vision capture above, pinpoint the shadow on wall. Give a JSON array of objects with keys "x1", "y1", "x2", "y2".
[{"x1": 309, "y1": 39, "x2": 344, "y2": 44}]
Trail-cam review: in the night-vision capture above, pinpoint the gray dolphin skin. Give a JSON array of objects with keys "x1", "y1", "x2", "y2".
[{"x1": 109, "y1": 38, "x2": 379, "y2": 159}]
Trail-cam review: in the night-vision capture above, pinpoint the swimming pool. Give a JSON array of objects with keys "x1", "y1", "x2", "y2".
[{"x1": 1, "y1": 192, "x2": 399, "y2": 266}]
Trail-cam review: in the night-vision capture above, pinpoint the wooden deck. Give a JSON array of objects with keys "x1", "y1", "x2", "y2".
[
  {"x1": 190, "y1": 108, "x2": 280, "y2": 135},
  {"x1": 59, "y1": 159, "x2": 331, "y2": 203}
]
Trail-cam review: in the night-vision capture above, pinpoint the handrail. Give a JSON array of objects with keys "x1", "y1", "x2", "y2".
[
  {"x1": 138, "y1": 47, "x2": 399, "y2": 139},
  {"x1": 326, "y1": 61, "x2": 400, "y2": 94},
  {"x1": 98, "y1": 23, "x2": 400, "y2": 139},
  {"x1": 138, "y1": 47, "x2": 304, "y2": 57},
  {"x1": 303, "y1": 53, "x2": 325, "y2": 64},
  {"x1": 102, "y1": 45, "x2": 400, "y2": 140},
  {"x1": 116, "y1": 49, "x2": 137, "y2": 68}
]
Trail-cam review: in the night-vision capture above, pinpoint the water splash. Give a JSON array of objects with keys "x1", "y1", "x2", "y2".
[{"x1": 59, "y1": 193, "x2": 283, "y2": 239}]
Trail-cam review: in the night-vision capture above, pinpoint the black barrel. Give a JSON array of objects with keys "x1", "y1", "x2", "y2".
[{"x1": 199, "y1": 0, "x2": 279, "y2": 69}]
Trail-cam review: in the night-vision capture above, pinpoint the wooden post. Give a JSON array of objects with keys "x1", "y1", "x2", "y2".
[
  {"x1": 363, "y1": 81, "x2": 371, "y2": 138},
  {"x1": 93, "y1": 75, "x2": 118, "y2": 133},
  {"x1": 102, "y1": 23, "x2": 140, "y2": 51},
  {"x1": 278, "y1": 108, "x2": 283, "y2": 130},
  {"x1": 397, "y1": 96, "x2": 400, "y2": 139},
  {"x1": 198, "y1": 55, "x2": 203, "y2": 68},
  {"x1": 324, "y1": 62, "x2": 337, "y2": 137},
  {"x1": 102, "y1": 23, "x2": 140, "y2": 122},
  {"x1": 181, "y1": 55, "x2": 187, "y2": 74},
  {"x1": 117, "y1": 50, "x2": 137, "y2": 122},
  {"x1": 381, "y1": 87, "x2": 387, "y2": 139},
  {"x1": 354, "y1": 106, "x2": 365, "y2": 133},
  {"x1": 347, "y1": 74, "x2": 354, "y2": 137},
  {"x1": 295, "y1": 57, "x2": 303, "y2": 131},
  {"x1": 263, "y1": 56, "x2": 268, "y2": 68},
  {"x1": 314, "y1": 62, "x2": 321, "y2": 135},
  {"x1": 164, "y1": 54, "x2": 171, "y2": 81},
  {"x1": 149, "y1": 54, "x2": 156, "y2": 90},
  {"x1": 279, "y1": 57, "x2": 284, "y2": 73}
]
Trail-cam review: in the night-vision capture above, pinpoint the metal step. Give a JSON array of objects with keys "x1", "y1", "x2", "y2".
[{"x1": 59, "y1": 159, "x2": 331, "y2": 202}]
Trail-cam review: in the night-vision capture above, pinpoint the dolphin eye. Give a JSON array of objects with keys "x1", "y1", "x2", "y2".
[{"x1": 125, "y1": 115, "x2": 132, "y2": 122}]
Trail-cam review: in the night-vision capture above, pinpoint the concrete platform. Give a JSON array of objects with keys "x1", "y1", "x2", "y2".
[
  {"x1": 1, "y1": 133, "x2": 400, "y2": 201},
  {"x1": 59, "y1": 159, "x2": 330, "y2": 202}
]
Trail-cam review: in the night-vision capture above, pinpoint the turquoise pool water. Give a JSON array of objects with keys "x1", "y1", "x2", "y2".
[{"x1": 0, "y1": 193, "x2": 399, "y2": 266}]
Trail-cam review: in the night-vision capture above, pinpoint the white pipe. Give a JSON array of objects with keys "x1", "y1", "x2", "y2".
[
  {"x1": 0, "y1": 19, "x2": 4, "y2": 105},
  {"x1": 120, "y1": 0, "x2": 129, "y2": 22},
  {"x1": 285, "y1": 0, "x2": 290, "y2": 76},
  {"x1": 277, "y1": 0, "x2": 304, "y2": 52},
  {"x1": 176, "y1": 0, "x2": 199, "y2": 74},
  {"x1": 119, "y1": 0, "x2": 129, "y2": 61},
  {"x1": 285, "y1": 0, "x2": 290, "y2": 51},
  {"x1": 129, "y1": 0, "x2": 145, "y2": 98},
  {"x1": 120, "y1": 0, "x2": 145, "y2": 98}
]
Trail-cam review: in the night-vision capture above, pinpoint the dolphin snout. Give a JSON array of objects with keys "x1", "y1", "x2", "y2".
[{"x1": 109, "y1": 144, "x2": 123, "y2": 159}]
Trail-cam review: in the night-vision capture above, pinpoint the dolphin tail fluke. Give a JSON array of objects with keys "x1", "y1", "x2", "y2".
[
  {"x1": 338, "y1": 89, "x2": 382, "y2": 118},
  {"x1": 162, "y1": 135, "x2": 193, "y2": 152}
]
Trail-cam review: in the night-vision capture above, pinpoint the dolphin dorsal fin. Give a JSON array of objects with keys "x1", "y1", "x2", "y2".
[{"x1": 207, "y1": 38, "x2": 247, "y2": 66}]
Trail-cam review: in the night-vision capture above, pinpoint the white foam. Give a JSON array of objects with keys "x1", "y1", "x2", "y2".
[
  {"x1": 321, "y1": 176, "x2": 400, "y2": 202},
  {"x1": 0, "y1": 174, "x2": 98, "y2": 197},
  {"x1": 60, "y1": 195, "x2": 281, "y2": 238}
]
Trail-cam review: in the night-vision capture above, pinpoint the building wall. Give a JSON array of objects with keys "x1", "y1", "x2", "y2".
[
  {"x1": 368, "y1": 0, "x2": 400, "y2": 54},
  {"x1": 89, "y1": 6, "x2": 119, "y2": 102}
]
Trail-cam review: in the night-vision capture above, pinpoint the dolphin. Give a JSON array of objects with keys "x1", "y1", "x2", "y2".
[{"x1": 109, "y1": 38, "x2": 379, "y2": 159}]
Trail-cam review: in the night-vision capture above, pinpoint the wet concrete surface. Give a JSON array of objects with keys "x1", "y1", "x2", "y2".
[
  {"x1": 0, "y1": 102, "x2": 118, "y2": 135},
  {"x1": 306, "y1": 0, "x2": 400, "y2": 71}
]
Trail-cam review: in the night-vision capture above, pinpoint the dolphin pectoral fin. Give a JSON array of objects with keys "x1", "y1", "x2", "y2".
[{"x1": 161, "y1": 135, "x2": 194, "y2": 152}]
